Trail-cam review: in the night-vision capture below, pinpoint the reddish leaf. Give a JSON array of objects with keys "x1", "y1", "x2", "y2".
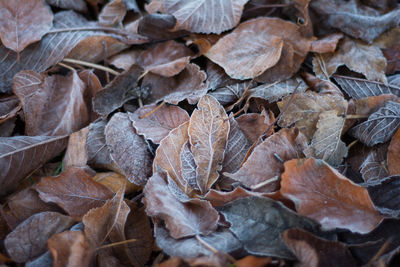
[
  {"x1": 281, "y1": 158, "x2": 383, "y2": 233},
  {"x1": 35, "y1": 167, "x2": 114, "y2": 219},
  {"x1": 4, "y1": 212, "x2": 74, "y2": 263},
  {"x1": 143, "y1": 172, "x2": 219, "y2": 238},
  {"x1": 310, "y1": 33, "x2": 344, "y2": 53},
  {"x1": 282, "y1": 228, "x2": 356, "y2": 267},
  {"x1": 188, "y1": 95, "x2": 230, "y2": 193},
  {"x1": 0, "y1": 0, "x2": 53, "y2": 53},
  {"x1": 48, "y1": 230, "x2": 92, "y2": 267},
  {"x1": 147, "y1": 0, "x2": 249, "y2": 34},
  {"x1": 130, "y1": 103, "x2": 189, "y2": 144},
  {"x1": 388, "y1": 126, "x2": 400, "y2": 175},
  {"x1": 225, "y1": 128, "x2": 308, "y2": 192},
  {"x1": 13, "y1": 70, "x2": 89, "y2": 136},
  {"x1": 137, "y1": 40, "x2": 192, "y2": 77},
  {"x1": 236, "y1": 112, "x2": 275, "y2": 143},
  {"x1": 105, "y1": 112, "x2": 152, "y2": 186},
  {"x1": 0, "y1": 135, "x2": 68, "y2": 196},
  {"x1": 235, "y1": 256, "x2": 272, "y2": 267},
  {"x1": 99, "y1": 0, "x2": 127, "y2": 26}
]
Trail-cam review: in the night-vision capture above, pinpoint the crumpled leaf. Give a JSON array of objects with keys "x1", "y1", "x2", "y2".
[
  {"x1": 154, "y1": 223, "x2": 242, "y2": 258},
  {"x1": 334, "y1": 74, "x2": 400, "y2": 99},
  {"x1": 306, "y1": 110, "x2": 348, "y2": 166},
  {"x1": 225, "y1": 128, "x2": 308, "y2": 192},
  {"x1": 14, "y1": 70, "x2": 89, "y2": 136},
  {"x1": 35, "y1": 167, "x2": 114, "y2": 219},
  {"x1": 388, "y1": 126, "x2": 400, "y2": 175},
  {"x1": 0, "y1": 11, "x2": 118, "y2": 93},
  {"x1": 130, "y1": 103, "x2": 189, "y2": 144},
  {"x1": 143, "y1": 172, "x2": 219, "y2": 238},
  {"x1": 4, "y1": 212, "x2": 74, "y2": 263},
  {"x1": 282, "y1": 228, "x2": 356, "y2": 267},
  {"x1": 147, "y1": 0, "x2": 249, "y2": 34},
  {"x1": 105, "y1": 112, "x2": 152, "y2": 186},
  {"x1": 205, "y1": 17, "x2": 284, "y2": 80},
  {"x1": 48, "y1": 230, "x2": 92, "y2": 267},
  {"x1": 188, "y1": 95, "x2": 229, "y2": 193},
  {"x1": 137, "y1": 40, "x2": 192, "y2": 77},
  {"x1": 313, "y1": 36, "x2": 387, "y2": 83},
  {"x1": 0, "y1": 0, "x2": 53, "y2": 53},
  {"x1": 142, "y1": 63, "x2": 208, "y2": 105},
  {"x1": 365, "y1": 176, "x2": 400, "y2": 218},
  {"x1": 218, "y1": 196, "x2": 331, "y2": 259},
  {"x1": 277, "y1": 91, "x2": 348, "y2": 140},
  {"x1": 83, "y1": 186, "x2": 130, "y2": 248},
  {"x1": 0, "y1": 135, "x2": 68, "y2": 196},
  {"x1": 99, "y1": 0, "x2": 127, "y2": 26},
  {"x1": 350, "y1": 101, "x2": 400, "y2": 146},
  {"x1": 281, "y1": 158, "x2": 383, "y2": 233},
  {"x1": 310, "y1": 0, "x2": 400, "y2": 43}
]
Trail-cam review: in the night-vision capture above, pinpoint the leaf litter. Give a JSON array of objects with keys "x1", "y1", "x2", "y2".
[{"x1": 0, "y1": 0, "x2": 400, "y2": 266}]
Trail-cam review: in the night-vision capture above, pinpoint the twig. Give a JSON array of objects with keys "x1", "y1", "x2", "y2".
[
  {"x1": 347, "y1": 140, "x2": 358, "y2": 149},
  {"x1": 47, "y1": 26, "x2": 129, "y2": 36},
  {"x1": 346, "y1": 114, "x2": 369, "y2": 119},
  {"x1": 251, "y1": 176, "x2": 279, "y2": 190},
  {"x1": 139, "y1": 101, "x2": 166, "y2": 119},
  {"x1": 58, "y1": 62, "x2": 76, "y2": 72},
  {"x1": 62, "y1": 58, "x2": 120, "y2": 76},
  {"x1": 97, "y1": 238, "x2": 138, "y2": 250}
]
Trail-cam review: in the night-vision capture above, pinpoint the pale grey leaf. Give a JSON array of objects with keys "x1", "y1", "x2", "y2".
[
  {"x1": 208, "y1": 81, "x2": 255, "y2": 105},
  {"x1": 360, "y1": 145, "x2": 388, "y2": 182},
  {"x1": 180, "y1": 141, "x2": 199, "y2": 191}
]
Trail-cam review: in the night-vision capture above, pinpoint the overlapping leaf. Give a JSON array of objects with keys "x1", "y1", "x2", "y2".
[{"x1": 99, "y1": 0, "x2": 127, "y2": 26}]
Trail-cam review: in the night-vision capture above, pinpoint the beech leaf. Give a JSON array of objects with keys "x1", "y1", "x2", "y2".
[
  {"x1": 366, "y1": 176, "x2": 400, "y2": 218},
  {"x1": 281, "y1": 158, "x2": 383, "y2": 233},
  {"x1": 99, "y1": 0, "x2": 127, "y2": 26},
  {"x1": 388, "y1": 127, "x2": 400, "y2": 175},
  {"x1": 0, "y1": 0, "x2": 53, "y2": 53},
  {"x1": 188, "y1": 95, "x2": 229, "y2": 194},
  {"x1": 208, "y1": 81, "x2": 256, "y2": 105},
  {"x1": 360, "y1": 145, "x2": 388, "y2": 181}
]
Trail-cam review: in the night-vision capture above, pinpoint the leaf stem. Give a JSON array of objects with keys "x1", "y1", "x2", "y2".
[
  {"x1": 62, "y1": 58, "x2": 120, "y2": 76},
  {"x1": 97, "y1": 238, "x2": 138, "y2": 250}
]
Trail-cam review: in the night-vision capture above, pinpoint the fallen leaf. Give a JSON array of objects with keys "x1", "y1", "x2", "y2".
[
  {"x1": 137, "y1": 40, "x2": 192, "y2": 77},
  {"x1": 306, "y1": 110, "x2": 348, "y2": 166},
  {"x1": 208, "y1": 81, "x2": 255, "y2": 106},
  {"x1": 109, "y1": 49, "x2": 141, "y2": 71},
  {"x1": 281, "y1": 158, "x2": 383, "y2": 233},
  {"x1": 188, "y1": 95, "x2": 229, "y2": 193},
  {"x1": 334, "y1": 74, "x2": 400, "y2": 99},
  {"x1": 154, "y1": 223, "x2": 242, "y2": 258},
  {"x1": 99, "y1": 0, "x2": 127, "y2": 26},
  {"x1": 148, "y1": 0, "x2": 249, "y2": 34},
  {"x1": 25, "y1": 251, "x2": 52, "y2": 267},
  {"x1": 350, "y1": 101, "x2": 400, "y2": 146},
  {"x1": 225, "y1": 128, "x2": 308, "y2": 192},
  {"x1": 310, "y1": 0, "x2": 400, "y2": 43},
  {"x1": 313, "y1": 37, "x2": 387, "y2": 83},
  {"x1": 105, "y1": 112, "x2": 152, "y2": 186},
  {"x1": 0, "y1": 135, "x2": 68, "y2": 196},
  {"x1": 205, "y1": 61, "x2": 236, "y2": 91},
  {"x1": 235, "y1": 256, "x2": 272, "y2": 267},
  {"x1": 365, "y1": 176, "x2": 400, "y2": 217},
  {"x1": 143, "y1": 172, "x2": 219, "y2": 238},
  {"x1": 218, "y1": 196, "x2": 331, "y2": 259},
  {"x1": 48, "y1": 230, "x2": 92, "y2": 267},
  {"x1": 63, "y1": 127, "x2": 90, "y2": 168},
  {"x1": 282, "y1": 228, "x2": 356, "y2": 267},
  {"x1": 93, "y1": 172, "x2": 140, "y2": 194},
  {"x1": 388, "y1": 126, "x2": 400, "y2": 175},
  {"x1": 0, "y1": 11, "x2": 117, "y2": 93},
  {"x1": 4, "y1": 212, "x2": 74, "y2": 263},
  {"x1": 46, "y1": 0, "x2": 88, "y2": 13},
  {"x1": 78, "y1": 70, "x2": 103, "y2": 120},
  {"x1": 0, "y1": 0, "x2": 53, "y2": 53},
  {"x1": 179, "y1": 141, "x2": 199, "y2": 192},
  {"x1": 83, "y1": 186, "x2": 130, "y2": 248},
  {"x1": 137, "y1": 13, "x2": 188, "y2": 41},
  {"x1": 130, "y1": 103, "x2": 189, "y2": 144},
  {"x1": 277, "y1": 91, "x2": 348, "y2": 140},
  {"x1": 348, "y1": 95, "x2": 398, "y2": 121},
  {"x1": 236, "y1": 112, "x2": 275, "y2": 143},
  {"x1": 0, "y1": 96, "x2": 20, "y2": 124},
  {"x1": 142, "y1": 63, "x2": 208, "y2": 105},
  {"x1": 301, "y1": 72, "x2": 344, "y2": 96},
  {"x1": 310, "y1": 33, "x2": 344, "y2": 53},
  {"x1": 13, "y1": 70, "x2": 89, "y2": 136},
  {"x1": 35, "y1": 167, "x2": 114, "y2": 219},
  {"x1": 206, "y1": 17, "x2": 285, "y2": 79},
  {"x1": 93, "y1": 65, "x2": 144, "y2": 116},
  {"x1": 360, "y1": 144, "x2": 388, "y2": 181}
]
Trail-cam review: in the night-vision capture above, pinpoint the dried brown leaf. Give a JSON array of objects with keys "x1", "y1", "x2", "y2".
[
  {"x1": 137, "y1": 40, "x2": 192, "y2": 77},
  {"x1": 0, "y1": 135, "x2": 68, "y2": 196},
  {"x1": 105, "y1": 112, "x2": 152, "y2": 186},
  {"x1": 109, "y1": 49, "x2": 141, "y2": 71},
  {"x1": 0, "y1": 0, "x2": 53, "y2": 53},
  {"x1": 143, "y1": 172, "x2": 219, "y2": 238},
  {"x1": 63, "y1": 127, "x2": 90, "y2": 168},
  {"x1": 0, "y1": 96, "x2": 20, "y2": 124},
  {"x1": 281, "y1": 158, "x2": 383, "y2": 233},
  {"x1": 137, "y1": 13, "x2": 188, "y2": 41},
  {"x1": 225, "y1": 128, "x2": 308, "y2": 192},
  {"x1": 130, "y1": 103, "x2": 189, "y2": 144},
  {"x1": 35, "y1": 167, "x2": 114, "y2": 219},
  {"x1": 189, "y1": 95, "x2": 230, "y2": 193},
  {"x1": 13, "y1": 70, "x2": 89, "y2": 136},
  {"x1": 48, "y1": 230, "x2": 92, "y2": 267},
  {"x1": 93, "y1": 172, "x2": 140, "y2": 194},
  {"x1": 236, "y1": 112, "x2": 275, "y2": 143},
  {"x1": 310, "y1": 33, "x2": 344, "y2": 54},
  {"x1": 208, "y1": 81, "x2": 256, "y2": 106},
  {"x1": 99, "y1": 0, "x2": 127, "y2": 26},
  {"x1": 4, "y1": 212, "x2": 74, "y2": 263},
  {"x1": 360, "y1": 144, "x2": 388, "y2": 181},
  {"x1": 388, "y1": 127, "x2": 400, "y2": 175}
]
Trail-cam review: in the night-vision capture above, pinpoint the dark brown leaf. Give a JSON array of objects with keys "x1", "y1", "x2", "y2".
[
  {"x1": 188, "y1": 95, "x2": 229, "y2": 193},
  {"x1": 105, "y1": 112, "x2": 152, "y2": 186},
  {"x1": 0, "y1": 135, "x2": 68, "y2": 196},
  {"x1": 130, "y1": 103, "x2": 189, "y2": 144},
  {"x1": 48, "y1": 230, "x2": 92, "y2": 267},
  {"x1": 35, "y1": 167, "x2": 114, "y2": 219},
  {"x1": 388, "y1": 126, "x2": 400, "y2": 175},
  {"x1": 236, "y1": 112, "x2": 275, "y2": 143},
  {"x1": 143, "y1": 172, "x2": 219, "y2": 238},
  {"x1": 366, "y1": 176, "x2": 400, "y2": 217},
  {"x1": 4, "y1": 212, "x2": 74, "y2": 263},
  {"x1": 0, "y1": 0, "x2": 53, "y2": 53},
  {"x1": 137, "y1": 13, "x2": 188, "y2": 41},
  {"x1": 281, "y1": 158, "x2": 383, "y2": 233}
]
